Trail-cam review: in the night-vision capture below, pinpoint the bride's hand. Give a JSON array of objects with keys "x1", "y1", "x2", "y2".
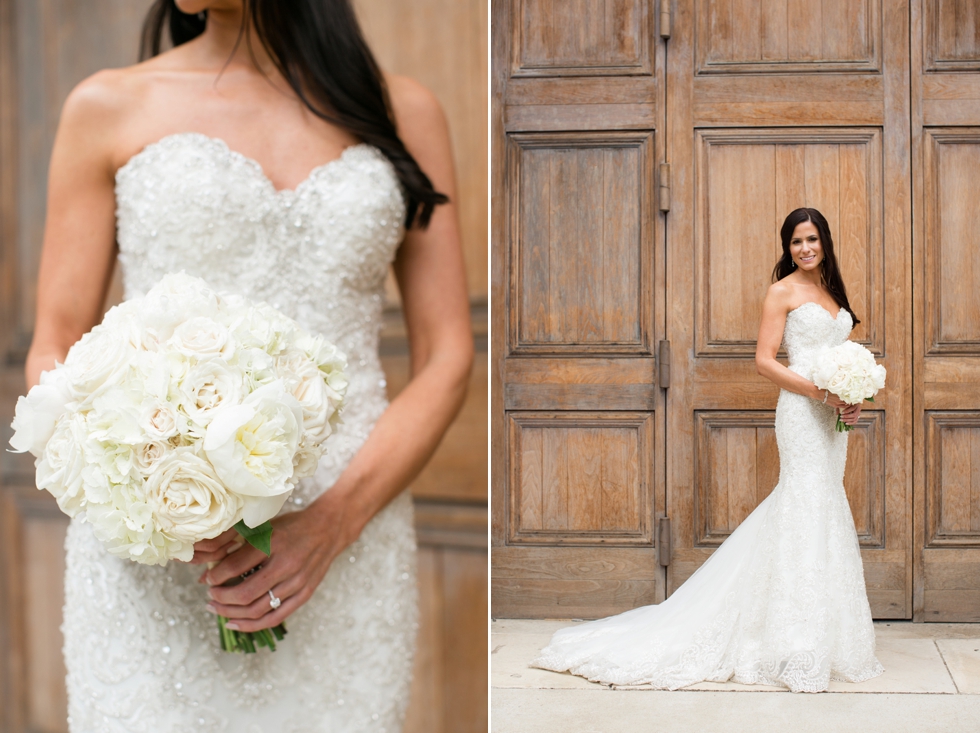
[
  {"x1": 839, "y1": 402, "x2": 862, "y2": 426},
  {"x1": 186, "y1": 529, "x2": 243, "y2": 565},
  {"x1": 197, "y1": 490, "x2": 358, "y2": 631},
  {"x1": 823, "y1": 392, "x2": 862, "y2": 426}
]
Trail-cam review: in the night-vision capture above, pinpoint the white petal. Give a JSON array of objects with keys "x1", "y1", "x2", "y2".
[{"x1": 240, "y1": 493, "x2": 290, "y2": 528}]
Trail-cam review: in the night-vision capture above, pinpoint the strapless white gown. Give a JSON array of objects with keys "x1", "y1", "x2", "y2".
[
  {"x1": 533, "y1": 302, "x2": 884, "y2": 693},
  {"x1": 61, "y1": 133, "x2": 418, "y2": 732}
]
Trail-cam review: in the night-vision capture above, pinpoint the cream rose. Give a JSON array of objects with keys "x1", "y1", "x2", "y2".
[
  {"x1": 144, "y1": 450, "x2": 243, "y2": 543},
  {"x1": 35, "y1": 415, "x2": 88, "y2": 517},
  {"x1": 176, "y1": 360, "x2": 245, "y2": 434},
  {"x1": 170, "y1": 316, "x2": 235, "y2": 361}
]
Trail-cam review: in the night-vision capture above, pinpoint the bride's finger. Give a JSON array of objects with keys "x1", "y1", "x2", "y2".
[
  {"x1": 208, "y1": 552, "x2": 294, "y2": 606},
  {"x1": 206, "y1": 574, "x2": 304, "y2": 621},
  {"x1": 223, "y1": 587, "x2": 313, "y2": 633},
  {"x1": 204, "y1": 544, "x2": 267, "y2": 589}
]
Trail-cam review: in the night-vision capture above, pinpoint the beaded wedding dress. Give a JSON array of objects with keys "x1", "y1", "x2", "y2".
[
  {"x1": 61, "y1": 133, "x2": 417, "y2": 732},
  {"x1": 533, "y1": 302, "x2": 884, "y2": 693}
]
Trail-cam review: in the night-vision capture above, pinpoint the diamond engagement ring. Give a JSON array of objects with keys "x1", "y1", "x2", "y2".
[{"x1": 268, "y1": 590, "x2": 282, "y2": 610}]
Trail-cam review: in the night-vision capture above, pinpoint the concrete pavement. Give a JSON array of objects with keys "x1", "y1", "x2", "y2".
[{"x1": 491, "y1": 619, "x2": 980, "y2": 733}]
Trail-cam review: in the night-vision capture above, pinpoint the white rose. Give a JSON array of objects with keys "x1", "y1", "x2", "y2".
[
  {"x1": 291, "y1": 441, "x2": 324, "y2": 481},
  {"x1": 170, "y1": 316, "x2": 234, "y2": 361},
  {"x1": 144, "y1": 449, "x2": 243, "y2": 543},
  {"x1": 827, "y1": 371, "x2": 848, "y2": 397},
  {"x1": 134, "y1": 440, "x2": 169, "y2": 474},
  {"x1": 203, "y1": 382, "x2": 303, "y2": 527},
  {"x1": 9, "y1": 368, "x2": 73, "y2": 456},
  {"x1": 276, "y1": 347, "x2": 341, "y2": 444},
  {"x1": 140, "y1": 400, "x2": 179, "y2": 441},
  {"x1": 176, "y1": 360, "x2": 245, "y2": 434},
  {"x1": 64, "y1": 322, "x2": 138, "y2": 406},
  {"x1": 35, "y1": 414, "x2": 88, "y2": 517}
]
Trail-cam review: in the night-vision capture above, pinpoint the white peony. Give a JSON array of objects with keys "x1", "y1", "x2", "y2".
[
  {"x1": 144, "y1": 449, "x2": 243, "y2": 543},
  {"x1": 140, "y1": 273, "x2": 220, "y2": 342},
  {"x1": 9, "y1": 368, "x2": 72, "y2": 456},
  {"x1": 203, "y1": 382, "x2": 303, "y2": 527}
]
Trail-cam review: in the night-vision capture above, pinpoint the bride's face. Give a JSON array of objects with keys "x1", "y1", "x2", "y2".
[
  {"x1": 789, "y1": 221, "x2": 824, "y2": 272},
  {"x1": 174, "y1": 0, "x2": 242, "y2": 14}
]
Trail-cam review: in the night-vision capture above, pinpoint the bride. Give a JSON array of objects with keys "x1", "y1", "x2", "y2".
[
  {"x1": 24, "y1": 0, "x2": 472, "y2": 730},
  {"x1": 533, "y1": 207, "x2": 884, "y2": 693}
]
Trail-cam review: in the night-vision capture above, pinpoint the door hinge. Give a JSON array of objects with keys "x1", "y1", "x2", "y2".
[
  {"x1": 658, "y1": 516, "x2": 671, "y2": 566},
  {"x1": 660, "y1": 0, "x2": 671, "y2": 39},
  {"x1": 658, "y1": 162, "x2": 671, "y2": 212},
  {"x1": 657, "y1": 339, "x2": 671, "y2": 388}
]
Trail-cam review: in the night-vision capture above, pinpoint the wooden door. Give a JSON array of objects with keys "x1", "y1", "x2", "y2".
[
  {"x1": 665, "y1": 0, "x2": 913, "y2": 617},
  {"x1": 491, "y1": 0, "x2": 669, "y2": 617},
  {"x1": 911, "y1": 0, "x2": 980, "y2": 621}
]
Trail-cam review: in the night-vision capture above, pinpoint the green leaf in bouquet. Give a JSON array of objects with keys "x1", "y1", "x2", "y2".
[
  {"x1": 234, "y1": 519, "x2": 273, "y2": 556},
  {"x1": 865, "y1": 396, "x2": 874, "y2": 403}
]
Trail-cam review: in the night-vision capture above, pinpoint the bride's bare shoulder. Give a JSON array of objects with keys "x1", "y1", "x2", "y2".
[
  {"x1": 763, "y1": 279, "x2": 797, "y2": 317},
  {"x1": 58, "y1": 48, "x2": 196, "y2": 169}
]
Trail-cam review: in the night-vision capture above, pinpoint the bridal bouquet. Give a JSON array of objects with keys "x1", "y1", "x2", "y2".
[
  {"x1": 812, "y1": 340, "x2": 885, "y2": 432},
  {"x1": 9, "y1": 272, "x2": 348, "y2": 652}
]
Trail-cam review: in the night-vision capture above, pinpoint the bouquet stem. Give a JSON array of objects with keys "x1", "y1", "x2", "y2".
[
  {"x1": 211, "y1": 519, "x2": 285, "y2": 653},
  {"x1": 217, "y1": 614, "x2": 287, "y2": 653}
]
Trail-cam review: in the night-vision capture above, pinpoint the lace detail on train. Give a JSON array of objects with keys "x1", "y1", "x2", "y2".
[
  {"x1": 532, "y1": 302, "x2": 883, "y2": 693},
  {"x1": 62, "y1": 133, "x2": 418, "y2": 732}
]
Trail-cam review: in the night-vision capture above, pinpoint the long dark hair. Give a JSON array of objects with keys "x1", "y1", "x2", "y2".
[
  {"x1": 139, "y1": 0, "x2": 448, "y2": 229},
  {"x1": 771, "y1": 207, "x2": 859, "y2": 327}
]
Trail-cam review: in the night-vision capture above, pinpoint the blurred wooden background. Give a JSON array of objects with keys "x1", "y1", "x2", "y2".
[{"x1": 0, "y1": 1, "x2": 488, "y2": 732}]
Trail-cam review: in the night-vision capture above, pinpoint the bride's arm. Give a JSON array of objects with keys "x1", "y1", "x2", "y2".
[
  {"x1": 755, "y1": 284, "x2": 824, "y2": 399},
  {"x1": 25, "y1": 73, "x2": 124, "y2": 389},
  {"x1": 199, "y1": 77, "x2": 474, "y2": 631}
]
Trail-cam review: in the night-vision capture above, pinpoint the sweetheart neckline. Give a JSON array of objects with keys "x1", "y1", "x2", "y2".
[
  {"x1": 114, "y1": 131, "x2": 374, "y2": 196},
  {"x1": 788, "y1": 301, "x2": 847, "y2": 322}
]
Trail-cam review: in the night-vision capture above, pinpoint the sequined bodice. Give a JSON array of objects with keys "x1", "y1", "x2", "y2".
[
  {"x1": 115, "y1": 132, "x2": 407, "y2": 507},
  {"x1": 782, "y1": 301, "x2": 853, "y2": 378}
]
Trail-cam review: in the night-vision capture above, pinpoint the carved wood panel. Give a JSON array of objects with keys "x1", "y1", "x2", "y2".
[
  {"x1": 513, "y1": 0, "x2": 653, "y2": 76},
  {"x1": 924, "y1": 413, "x2": 980, "y2": 547},
  {"x1": 696, "y1": 128, "x2": 883, "y2": 357},
  {"x1": 924, "y1": 0, "x2": 980, "y2": 71},
  {"x1": 922, "y1": 129, "x2": 980, "y2": 355},
  {"x1": 696, "y1": 0, "x2": 881, "y2": 74},
  {"x1": 508, "y1": 412, "x2": 653, "y2": 545},
  {"x1": 508, "y1": 131, "x2": 654, "y2": 355},
  {"x1": 694, "y1": 411, "x2": 885, "y2": 548}
]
